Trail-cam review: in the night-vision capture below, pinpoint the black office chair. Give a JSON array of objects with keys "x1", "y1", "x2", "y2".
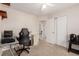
[
  {"x1": 14, "y1": 28, "x2": 34, "y2": 56},
  {"x1": 1, "y1": 30, "x2": 15, "y2": 44},
  {"x1": 68, "y1": 34, "x2": 79, "y2": 54}
]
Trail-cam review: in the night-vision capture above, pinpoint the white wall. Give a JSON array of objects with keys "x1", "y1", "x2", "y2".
[{"x1": 0, "y1": 4, "x2": 39, "y2": 45}]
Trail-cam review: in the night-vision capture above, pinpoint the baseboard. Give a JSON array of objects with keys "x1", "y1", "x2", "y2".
[
  {"x1": 45, "y1": 39, "x2": 68, "y2": 49},
  {"x1": 45, "y1": 39, "x2": 56, "y2": 45}
]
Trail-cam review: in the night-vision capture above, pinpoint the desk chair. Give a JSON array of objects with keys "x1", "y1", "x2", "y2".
[
  {"x1": 68, "y1": 34, "x2": 79, "y2": 54},
  {"x1": 14, "y1": 28, "x2": 34, "y2": 56}
]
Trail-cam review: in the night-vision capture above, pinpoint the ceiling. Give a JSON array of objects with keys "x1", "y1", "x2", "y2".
[{"x1": 10, "y1": 3, "x2": 78, "y2": 16}]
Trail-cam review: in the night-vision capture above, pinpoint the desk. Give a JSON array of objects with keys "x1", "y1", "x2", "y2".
[{"x1": 0, "y1": 38, "x2": 18, "y2": 56}]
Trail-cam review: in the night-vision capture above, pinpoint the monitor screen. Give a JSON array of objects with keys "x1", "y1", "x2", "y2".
[{"x1": 4, "y1": 31, "x2": 13, "y2": 37}]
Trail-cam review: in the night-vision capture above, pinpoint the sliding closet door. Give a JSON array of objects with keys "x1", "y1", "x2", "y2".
[{"x1": 56, "y1": 16, "x2": 67, "y2": 48}]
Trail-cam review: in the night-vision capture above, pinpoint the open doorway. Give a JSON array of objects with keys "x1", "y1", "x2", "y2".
[{"x1": 39, "y1": 21, "x2": 46, "y2": 40}]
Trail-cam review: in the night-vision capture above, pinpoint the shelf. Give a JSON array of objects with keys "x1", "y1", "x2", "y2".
[{"x1": 0, "y1": 10, "x2": 7, "y2": 20}]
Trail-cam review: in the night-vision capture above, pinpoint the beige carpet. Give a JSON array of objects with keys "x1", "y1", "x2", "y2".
[{"x1": 19, "y1": 40, "x2": 78, "y2": 56}]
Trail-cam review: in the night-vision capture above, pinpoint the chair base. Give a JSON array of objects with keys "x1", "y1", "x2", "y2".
[
  {"x1": 68, "y1": 48, "x2": 79, "y2": 54},
  {"x1": 14, "y1": 46, "x2": 30, "y2": 56},
  {"x1": 68, "y1": 41, "x2": 79, "y2": 54}
]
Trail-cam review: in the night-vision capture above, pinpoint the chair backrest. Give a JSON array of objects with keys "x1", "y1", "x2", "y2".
[
  {"x1": 19, "y1": 28, "x2": 29, "y2": 38},
  {"x1": 70, "y1": 34, "x2": 76, "y2": 41},
  {"x1": 19, "y1": 28, "x2": 30, "y2": 45}
]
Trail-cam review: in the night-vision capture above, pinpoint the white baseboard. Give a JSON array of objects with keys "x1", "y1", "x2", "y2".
[{"x1": 45, "y1": 39, "x2": 56, "y2": 45}]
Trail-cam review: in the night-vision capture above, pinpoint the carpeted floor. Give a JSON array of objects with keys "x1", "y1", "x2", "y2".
[{"x1": 2, "y1": 40, "x2": 78, "y2": 56}]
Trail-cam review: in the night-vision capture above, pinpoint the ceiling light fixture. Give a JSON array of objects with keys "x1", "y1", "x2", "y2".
[
  {"x1": 46, "y1": 3, "x2": 55, "y2": 7},
  {"x1": 41, "y1": 3, "x2": 55, "y2": 10},
  {"x1": 42, "y1": 4, "x2": 47, "y2": 9},
  {"x1": 41, "y1": 4, "x2": 47, "y2": 10}
]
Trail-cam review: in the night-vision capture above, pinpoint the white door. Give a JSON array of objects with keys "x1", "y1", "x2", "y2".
[
  {"x1": 56, "y1": 16, "x2": 67, "y2": 48},
  {"x1": 45, "y1": 19, "x2": 56, "y2": 44}
]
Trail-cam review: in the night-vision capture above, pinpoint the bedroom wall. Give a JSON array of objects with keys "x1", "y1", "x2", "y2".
[{"x1": 0, "y1": 4, "x2": 39, "y2": 45}]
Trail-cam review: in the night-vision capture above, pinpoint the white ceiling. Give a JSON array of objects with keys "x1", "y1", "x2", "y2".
[{"x1": 10, "y1": 3, "x2": 78, "y2": 16}]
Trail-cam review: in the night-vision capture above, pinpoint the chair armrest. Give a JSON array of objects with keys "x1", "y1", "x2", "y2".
[{"x1": 16, "y1": 37, "x2": 19, "y2": 41}]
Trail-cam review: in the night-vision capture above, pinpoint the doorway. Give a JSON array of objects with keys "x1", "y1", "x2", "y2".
[{"x1": 39, "y1": 21, "x2": 46, "y2": 40}]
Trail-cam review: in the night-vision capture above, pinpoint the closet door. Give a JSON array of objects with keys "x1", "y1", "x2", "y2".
[{"x1": 56, "y1": 16, "x2": 67, "y2": 47}]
